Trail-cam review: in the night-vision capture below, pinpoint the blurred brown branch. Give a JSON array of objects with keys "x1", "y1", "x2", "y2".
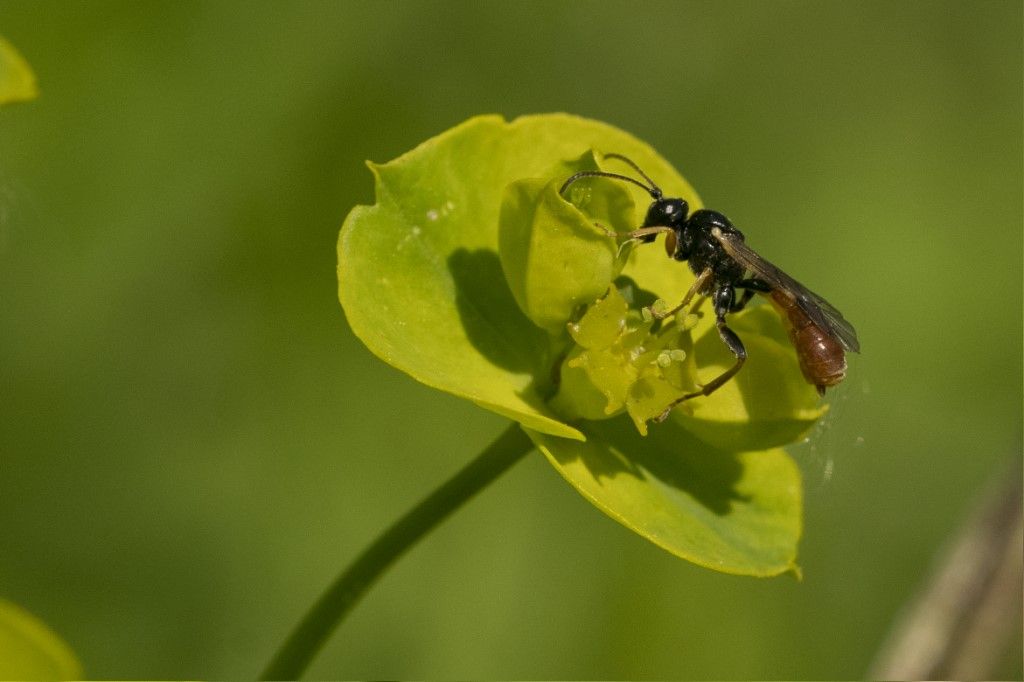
[{"x1": 869, "y1": 455, "x2": 1023, "y2": 679}]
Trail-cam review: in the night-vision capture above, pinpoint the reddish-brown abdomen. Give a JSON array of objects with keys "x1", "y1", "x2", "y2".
[{"x1": 769, "y1": 291, "x2": 847, "y2": 395}]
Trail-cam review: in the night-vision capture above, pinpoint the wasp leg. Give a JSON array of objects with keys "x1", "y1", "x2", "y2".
[
  {"x1": 654, "y1": 285, "x2": 747, "y2": 422},
  {"x1": 588, "y1": 221, "x2": 618, "y2": 237},
  {"x1": 730, "y1": 288, "x2": 756, "y2": 313},
  {"x1": 737, "y1": 278, "x2": 772, "y2": 292},
  {"x1": 591, "y1": 224, "x2": 673, "y2": 241},
  {"x1": 626, "y1": 226, "x2": 675, "y2": 242},
  {"x1": 648, "y1": 267, "x2": 712, "y2": 320},
  {"x1": 729, "y1": 278, "x2": 771, "y2": 312}
]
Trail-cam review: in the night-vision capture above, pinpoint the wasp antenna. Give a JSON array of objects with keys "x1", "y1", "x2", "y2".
[
  {"x1": 559, "y1": 170, "x2": 661, "y2": 199},
  {"x1": 602, "y1": 153, "x2": 664, "y2": 198}
]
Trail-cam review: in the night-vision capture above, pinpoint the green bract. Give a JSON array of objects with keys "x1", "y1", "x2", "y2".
[
  {"x1": 498, "y1": 151, "x2": 634, "y2": 334},
  {"x1": 338, "y1": 113, "x2": 827, "y2": 575}
]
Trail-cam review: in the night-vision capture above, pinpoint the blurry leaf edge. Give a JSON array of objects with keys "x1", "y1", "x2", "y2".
[
  {"x1": 0, "y1": 598, "x2": 82, "y2": 680},
  {"x1": 0, "y1": 37, "x2": 39, "y2": 104}
]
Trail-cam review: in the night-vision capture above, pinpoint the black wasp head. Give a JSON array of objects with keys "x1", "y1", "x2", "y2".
[
  {"x1": 637, "y1": 197, "x2": 689, "y2": 247},
  {"x1": 642, "y1": 197, "x2": 689, "y2": 228},
  {"x1": 557, "y1": 154, "x2": 690, "y2": 241}
]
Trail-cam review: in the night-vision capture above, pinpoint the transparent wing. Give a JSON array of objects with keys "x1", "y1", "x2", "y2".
[{"x1": 714, "y1": 229, "x2": 860, "y2": 352}]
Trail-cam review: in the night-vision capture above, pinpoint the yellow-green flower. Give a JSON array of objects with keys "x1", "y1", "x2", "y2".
[{"x1": 338, "y1": 114, "x2": 828, "y2": 576}]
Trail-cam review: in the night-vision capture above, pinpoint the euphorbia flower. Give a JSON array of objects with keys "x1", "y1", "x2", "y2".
[{"x1": 338, "y1": 113, "x2": 828, "y2": 576}]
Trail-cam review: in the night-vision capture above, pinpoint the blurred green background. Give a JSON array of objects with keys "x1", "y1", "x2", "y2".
[{"x1": 1, "y1": 1, "x2": 1021, "y2": 678}]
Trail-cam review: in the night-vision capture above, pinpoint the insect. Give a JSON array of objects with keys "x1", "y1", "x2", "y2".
[{"x1": 560, "y1": 153, "x2": 860, "y2": 421}]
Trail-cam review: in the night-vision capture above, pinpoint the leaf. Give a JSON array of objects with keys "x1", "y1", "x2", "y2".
[
  {"x1": 338, "y1": 114, "x2": 700, "y2": 439},
  {"x1": 526, "y1": 417, "x2": 803, "y2": 576},
  {"x1": 0, "y1": 37, "x2": 38, "y2": 105},
  {"x1": 0, "y1": 599, "x2": 81, "y2": 680}
]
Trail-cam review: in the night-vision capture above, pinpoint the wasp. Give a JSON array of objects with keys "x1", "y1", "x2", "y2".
[{"x1": 560, "y1": 153, "x2": 860, "y2": 421}]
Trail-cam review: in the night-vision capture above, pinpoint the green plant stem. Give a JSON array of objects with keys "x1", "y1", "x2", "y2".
[{"x1": 259, "y1": 423, "x2": 534, "y2": 680}]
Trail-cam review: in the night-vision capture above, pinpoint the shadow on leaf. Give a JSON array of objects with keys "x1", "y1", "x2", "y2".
[
  {"x1": 547, "y1": 415, "x2": 748, "y2": 516},
  {"x1": 678, "y1": 305, "x2": 824, "y2": 451},
  {"x1": 447, "y1": 248, "x2": 550, "y2": 377}
]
